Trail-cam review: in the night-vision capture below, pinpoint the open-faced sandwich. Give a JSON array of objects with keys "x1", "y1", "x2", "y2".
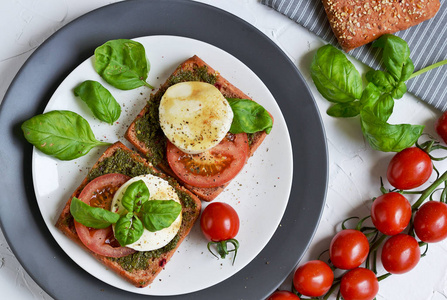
[
  {"x1": 55, "y1": 142, "x2": 202, "y2": 287},
  {"x1": 126, "y1": 55, "x2": 273, "y2": 201}
]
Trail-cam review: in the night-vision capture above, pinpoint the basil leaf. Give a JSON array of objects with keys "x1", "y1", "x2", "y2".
[
  {"x1": 391, "y1": 81, "x2": 407, "y2": 99},
  {"x1": 70, "y1": 197, "x2": 120, "y2": 229},
  {"x1": 114, "y1": 212, "x2": 144, "y2": 246},
  {"x1": 372, "y1": 34, "x2": 412, "y2": 81},
  {"x1": 310, "y1": 44, "x2": 362, "y2": 103},
  {"x1": 226, "y1": 98, "x2": 273, "y2": 134},
  {"x1": 401, "y1": 57, "x2": 415, "y2": 82},
  {"x1": 327, "y1": 102, "x2": 361, "y2": 118},
  {"x1": 121, "y1": 180, "x2": 150, "y2": 213},
  {"x1": 21, "y1": 110, "x2": 110, "y2": 160},
  {"x1": 141, "y1": 200, "x2": 182, "y2": 232},
  {"x1": 94, "y1": 39, "x2": 153, "y2": 90},
  {"x1": 360, "y1": 108, "x2": 424, "y2": 152},
  {"x1": 74, "y1": 80, "x2": 121, "y2": 125},
  {"x1": 373, "y1": 94, "x2": 394, "y2": 122},
  {"x1": 365, "y1": 70, "x2": 395, "y2": 93},
  {"x1": 360, "y1": 83, "x2": 381, "y2": 107}
]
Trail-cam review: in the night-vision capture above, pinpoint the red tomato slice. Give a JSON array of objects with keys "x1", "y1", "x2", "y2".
[
  {"x1": 74, "y1": 173, "x2": 136, "y2": 258},
  {"x1": 166, "y1": 133, "x2": 249, "y2": 188}
]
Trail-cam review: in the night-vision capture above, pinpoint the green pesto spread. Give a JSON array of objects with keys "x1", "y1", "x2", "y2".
[
  {"x1": 86, "y1": 148, "x2": 197, "y2": 271},
  {"x1": 134, "y1": 65, "x2": 218, "y2": 166}
]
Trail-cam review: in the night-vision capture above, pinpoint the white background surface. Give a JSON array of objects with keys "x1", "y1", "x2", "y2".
[{"x1": 1, "y1": 0, "x2": 446, "y2": 299}]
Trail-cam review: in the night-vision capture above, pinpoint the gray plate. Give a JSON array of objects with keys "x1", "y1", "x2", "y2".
[{"x1": 0, "y1": 0, "x2": 328, "y2": 299}]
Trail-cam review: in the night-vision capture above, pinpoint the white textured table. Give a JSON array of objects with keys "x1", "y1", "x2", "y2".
[{"x1": 1, "y1": 0, "x2": 446, "y2": 299}]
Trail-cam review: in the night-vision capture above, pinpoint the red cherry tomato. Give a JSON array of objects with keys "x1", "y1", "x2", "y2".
[
  {"x1": 267, "y1": 291, "x2": 300, "y2": 300},
  {"x1": 414, "y1": 201, "x2": 447, "y2": 243},
  {"x1": 435, "y1": 111, "x2": 447, "y2": 144},
  {"x1": 200, "y1": 202, "x2": 240, "y2": 242},
  {"x1": 329, "y1": 229, "x2": 369, "y2": 270},
  {"x1": 381, "y1": 234, "x2": 420, "y2": 274},
  {"x1": 167, "y1": 133, "x2": 249, "y2": 188},
  {"x1": 371, "y1": 192, "x2": 412, "y2": 235},
  {"x1": 293, "y1": 260, "x2": 334, "y2": 297},
  {"x1": 386, "y1": 147, "x2": 432, "y2": 190},
  {"x1": 340, "y1": 268, "x2": 379, "y2": 300}
]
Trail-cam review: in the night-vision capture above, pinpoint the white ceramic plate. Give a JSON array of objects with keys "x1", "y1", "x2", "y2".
[{"x1": 32, "y1": 35, "x2": 293, "y2": 296}]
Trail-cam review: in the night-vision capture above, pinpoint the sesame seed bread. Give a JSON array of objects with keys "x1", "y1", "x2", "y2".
[
  {"x1": 322, "y1": 0, "x2": 441, "y2": 51},
  {"x1": 125, "y1": 55, "x2": 272, "y2": 202},
  {"x1": 55, "y1": 141, "x2": 202, "y2": 288}
]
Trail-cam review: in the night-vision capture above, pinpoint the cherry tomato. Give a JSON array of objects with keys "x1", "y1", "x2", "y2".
[
  {"x1": 74, "y1": 173, "x2": 136, "y2": 258},
  {"x1": 167, "y1": 133, "x2": 249, "y2": 188},
  {"x1": 267, "y1": 291, "x2": 300, "y2": 300},
  {"x1": 371, "y1": 192, "x2": 412, "y2": 235},
  {"x1": 340, "y1": 268, "x2": 379, "y2": 300},
  {"x1": 386, "y1": 147, "x2": 432, "y2": 190},
  {"x1": 200, "y1": 202, "x2": 240, "y2": 262},
  {"x1": 329, "y1": 229, "x2": 369, "y2": 270},
  {"x1": 293, "y1": 260, "x2": 334, "y2": 297},
  {"x1": 414, "y1": 201, "x2": 447, "y2": 243},
  {"x1": 381, "y1": 234, "x2": 420, "y2": 274},
  {"x1": 435, "y1": 111, "x2": 447, "y2": 144},
  {"x1": 200, "y1": 202, "x2": 240, "y2": 242}
]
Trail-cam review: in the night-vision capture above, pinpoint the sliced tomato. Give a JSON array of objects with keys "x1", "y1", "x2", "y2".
[
  {"x1": 74, "y1": 173, "x2": 136, "y2": 258},
  {"x1": 166, "y1": 133, "x2": 249, "y2": 188}
]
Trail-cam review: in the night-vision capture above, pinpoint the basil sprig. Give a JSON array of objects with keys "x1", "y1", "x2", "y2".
[
  {"x1": 21, "y1": 110, "x2": 111, "y2": 160},
  {"x1": 69, "y1": 179, "x2": 182, "y2": 247},
  {"x1": 94, "y1": 39, "x2": 154, "y2": 90},
  {"x1": 74, "y1": 80, "x2": 121, "y2": 125},
  {"x1": 226, "y1": 98, "x2": 273, "y2": 134},
  {"x1": 310, "y1": 34, "x2": 428, "y2": 152}
]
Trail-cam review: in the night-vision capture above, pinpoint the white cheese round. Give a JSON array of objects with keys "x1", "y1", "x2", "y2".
[
  {"x1": 111, "y1": 174, "x2": 182, "y2": 252},
  {"x1": 159, "y1": 81, "x2": 234, "y2": 154}
]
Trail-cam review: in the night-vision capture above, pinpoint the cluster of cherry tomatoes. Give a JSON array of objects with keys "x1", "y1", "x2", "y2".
[{"x1": 269, "y1": 112, "x2": 447, "y2": 300}]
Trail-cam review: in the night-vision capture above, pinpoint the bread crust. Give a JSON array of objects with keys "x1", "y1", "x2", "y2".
[
  {"x1": 55, "y1": 141, "x2": 202, "y2": 288},
  {"x1": 322, "y1": 0, "x2": 441, "y2": 51},
  {"x1": 125, "y1": 55, "x2": 272, "y2": 201}
]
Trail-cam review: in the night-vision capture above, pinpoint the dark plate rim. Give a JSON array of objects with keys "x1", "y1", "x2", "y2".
[{"x1": 0, "y1": 0, "x2": 328, "y2": 299}]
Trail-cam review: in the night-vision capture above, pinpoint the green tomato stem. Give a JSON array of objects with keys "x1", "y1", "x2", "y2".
[
  {"x1": 412, "y1": 170, "x2": 447, "y2": 210},
  {"x1": 409, "y1": 59, "x2": 447, "y2": 79}
]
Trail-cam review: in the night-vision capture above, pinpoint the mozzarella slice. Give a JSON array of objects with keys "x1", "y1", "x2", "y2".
[
  {"x1": 159, "y1": 81, "x2": 234, "y2": 154},
  {"x1": 111, "y1": 174, "x2": 182, "y2": 252}
]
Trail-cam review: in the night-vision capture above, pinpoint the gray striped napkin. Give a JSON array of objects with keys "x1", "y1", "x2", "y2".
[{"x1": 261, "y1": 0, "x2": 447, "y2": 111}]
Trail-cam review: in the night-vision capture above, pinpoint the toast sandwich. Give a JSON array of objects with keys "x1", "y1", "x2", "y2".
[
  {"x1": 125, "y1": 55, "x2": 271, "y2": 201},
  {"x1": 55, "y1": 141, "x2": 202, "y2": 287}
]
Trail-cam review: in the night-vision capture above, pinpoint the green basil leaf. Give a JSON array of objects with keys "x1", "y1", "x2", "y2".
[
  {"x1": 391, "y1": 81, "x2": 407, "y2": 99},
  {"x1": 365, "y1": 70, "x2": 395, "y2": 93},
  {"x1": 70, "y1": 197, "x2": 120, "y2": 229},
  {"x1": 226, "y1": 98, "x2": 273, "y2": 134},
  {"x1": 141, "y1": 200, "x2": 182, "y2": 232},
  {"x1": 372, "y1": 34, "x2": 411, "y2": 81},
  {"x1": 310, "y1": 44, "x2": 363, "y2": 103},
  {"x1": 21, "y1": 110, "x2": 110, "y2": 160},
  {"x1": 94, "y1": 39, "x2": 153, "y2": 90},
  {"x1": 121, "y1": 180, "x2": 150, "y2": 213},
  {"x1": 360, "y1": 108, "x2": 424, "y2": 152},
  {"x1": 327, "y1": 102, "x2": 361, "y2": 118},
  {"x1": 400, "y1": 57, "x2": 415, "y2": 82},
  {"x1": 74, "y1": 80, "x2": 121, "y2": 125},
  {"x1": 373, "y1": 94, "x2": 394, "y2": 122},
  {"x1": 360, "y1": 83, "x2": 381, "y2": 107},
  {"x1": 114, "y1": 212, "x2": 144, "y2": 246}
]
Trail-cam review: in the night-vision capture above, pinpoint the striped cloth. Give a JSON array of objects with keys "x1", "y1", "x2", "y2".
[{"x1": 261, "y1": 0, "x2": 447, "y2": 111}]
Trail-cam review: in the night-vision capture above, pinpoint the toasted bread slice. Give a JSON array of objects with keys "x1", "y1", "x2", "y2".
[
  {"x1": 55, "y1": 141, "x2": 201, "y2": 288},
  {"x1": 125, "y1": 55, "x2": 271, "y2": 201}
]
